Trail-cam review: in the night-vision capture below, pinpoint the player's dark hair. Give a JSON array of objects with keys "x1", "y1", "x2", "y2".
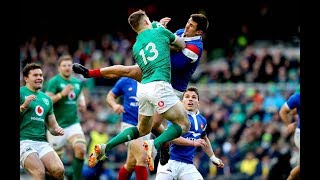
[
  {"x1": 58, "y1": 54, "x2": 73, "y2": 66},
  {"x1": 191, "y1": 14, "x2": 209, "y2": 32},
  {"x1": 22, "y1": 63, "x2": 42, "y2": 77},
  {"x1": 128, "y1": 9, "x2": 146, "y2": 31},
  {"x1": 183, "y1": 86, "x2": 200, "y2": 100}
]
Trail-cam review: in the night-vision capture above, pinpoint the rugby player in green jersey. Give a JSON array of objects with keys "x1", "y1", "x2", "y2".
[
  {"x1": 89, "y1": 10, "x2": 190, "y2": 171},
  {"x1": 45, "y1": 54, "x2": 87, "y2": 180},
  {"x1": 20, "y1": 63, "x2": 65, "y2": 180}
]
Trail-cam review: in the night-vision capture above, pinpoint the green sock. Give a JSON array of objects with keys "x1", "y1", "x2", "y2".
[
  {"x1": 72, "y1": 157, "x2": 84, "y2": 180},
  {"x1": 154, "y1": 123, "x2": 182, "y2": 149},
  {"x1": 105, "y1": 126, "x2": 139, "y2": 153}
]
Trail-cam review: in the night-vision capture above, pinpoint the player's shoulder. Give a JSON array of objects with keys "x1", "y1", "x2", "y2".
[
  {"x1": 197, "y1": 113, "x2": 207, "y2": 123},
  {"x1": 156, "y1": 26, "x2": 174, "y2": 36},
  {"x1": 37, "y1": 90, "x2": 52, "y2": 100},
  {"x1": 20, "y1": 86, "x2": 31, "y2": 94},
  {"x1": 47, "y1": 74, "x2": 60, "y2": 83},
  {"x1": 20, "y1": 86, "x2": 26, "y2": 91},
  {"x1": 289, "y1": 92, "x2": 300, "y2": 103},
  {"x1": 293, "y1": 92, "x2": 300, "y2": 97},
  {"x1": 70, "y1": 76, "x2": 82, "y2": 83},
  {"x1": 175, "y1": 29, "x2": 184, "y2": 36}
]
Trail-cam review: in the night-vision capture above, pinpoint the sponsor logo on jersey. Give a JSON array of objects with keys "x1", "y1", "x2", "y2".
[
  {"x1": 129, "y1": 96, "x2": 138, "y2": 101},
  {"x1": 31, "y1": 117, "x2": 45, "y2": 122},
  {"x1": 35, "y1": 105, "x2": 44, "y2": 116},
  {"x1": 130, "y1": 102, "x2": 139, "y2": 107},
  {"x1": 68, "y1": 91, "x2": 76, "y2": 100},
  {"x1": 187, "y1": 131, "x2": 201, "y2": 137},
  {"x1": 42, "y1": 98, "x2": 49, "y2": 106},
  {"x1": 129, "y1": 96, "x2": 139, "y2": 107}
]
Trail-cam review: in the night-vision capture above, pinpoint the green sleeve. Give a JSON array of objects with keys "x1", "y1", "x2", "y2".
[
  {"x1": 20, "y1": 92, "x2": 27, "y2": 115},
  {"x1": 48, "y1": 97, "x2": 54, "y2": 115},
  {"x1": 20, "y1": 93, "x2": 24, "y2": 105},
  {"x1": 161, "y1": 28, "x2": 177, "y2": 43}
]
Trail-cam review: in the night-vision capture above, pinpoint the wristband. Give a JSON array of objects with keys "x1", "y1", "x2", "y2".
[
  {"x1": 57, "y1": 93, "x2": 63, "y2": 99},
  {"x1": 88, "y1": 69, "x2": 102, "y2": 78},
  {"x1": 210, "y1": 155, "x2": 220, "y2": 165}
]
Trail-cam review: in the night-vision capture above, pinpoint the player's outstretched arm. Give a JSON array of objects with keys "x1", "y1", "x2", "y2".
[
  {"x1": 171, "y1": 137, "x2": 207, "y2": 147},
  {"x1": 171, "y1": 36, "x2": 186, "y2": 50},
  {"x1": 202, "y1": 136, "x2": 224, "y2": 168}
]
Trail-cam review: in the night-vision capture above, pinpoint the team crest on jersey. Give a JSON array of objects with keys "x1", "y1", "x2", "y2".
[
  {"x1": 128, "y1": 87, "x2": 133, "y2": 91},
  {"x1": 68, "y1": 91, "x2": 76, "y2": 100},
  {"x1": 35, "y1": 105, "x2": 44, "y2": 116},
  {"x1": 200, "y1": 124, "x2": 204, "y2": 130},
  {"x1": 74, "y1": 84, "x2": 80, "y2": 90},
  {"x1": 42, "y1": 98, "x2": 49, "y2": 106}
]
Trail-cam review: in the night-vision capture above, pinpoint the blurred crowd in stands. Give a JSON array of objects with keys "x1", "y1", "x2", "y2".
[{"x1": 20, "y1": 32, "x2": 300, "y2": 179}]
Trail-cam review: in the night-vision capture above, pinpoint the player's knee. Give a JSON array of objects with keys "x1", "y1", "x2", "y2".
[
  {"x1": 152, "y1": 120, "x2": 162, "y2": 130},
  {"x1": 50, "y1": 166, "x2": 65, "y2": 180},
  {"x1": 138, "y1": 126, "x2": 151, "y2": 136},
  {"x1": 288, "y1": 166, "x2": 300, "y2": 179},
  {"x1": 72, "y1": 138, "x2": 87, "y2": 158},
  {"x1": 74, "y1": 145, "x2": 86, "y2": 159},
  {"x1": 139, "y1": 130, "x2": 150, "y2": 137},
  {"x1": 181, "y1": 120, "x2": 191, "y2": 134},
  {"x1": 30, "y1": 166, "x2": 46, "y2": 178}
]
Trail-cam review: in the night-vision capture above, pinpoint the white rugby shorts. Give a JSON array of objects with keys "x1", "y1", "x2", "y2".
[{"x1": 137, "y1": 81, "x2": 179, "y2": 116}]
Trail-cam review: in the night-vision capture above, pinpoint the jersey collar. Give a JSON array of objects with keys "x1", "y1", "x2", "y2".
[
  {"x1": 187, "y1": 109, "x2": 200, "y2": 115},
  {"x1": 181, "y1": 33, "x2": 202, "y2": 41}
]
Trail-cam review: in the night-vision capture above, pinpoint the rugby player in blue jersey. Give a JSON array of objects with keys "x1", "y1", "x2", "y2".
[
  {"x1": 155, "y1": 86, "x2": 224, "y2": 179},
  {"x1": 106, "y1": 77, "x2": 149, "y2": 179},
  {"x1": 279, "y1": 92, "x2": 300, "y2": 180}
]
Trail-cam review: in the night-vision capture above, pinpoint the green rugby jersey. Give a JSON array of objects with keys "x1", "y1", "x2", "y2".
[
  {"x1": 45, "y1": 74, "x2": 84, "y2": 128},
  {"x1": 20, "y1": 86, "x2": 53, "y2": 142},
  {"x1": 132, "y1": 27, "x2": 177, "y2": 84}
]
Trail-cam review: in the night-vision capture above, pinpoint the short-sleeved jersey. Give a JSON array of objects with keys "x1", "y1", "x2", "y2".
[
  {"x1": 45, "y1": 74, "x2": 84, "y2": 128},
  {"x1": 20, "y1": 86, "x2": 54, "y2": 142},
  {"x1": 285, "y1": 92, "x2": 300, "y2": 128},
  {"x1": 132, "y1": 27, "x2": 177, "y2": 84},
  {"x1": 170, "y1": 29, "x2": 203, "y2": 92},
  {"x1": 111, "y1": 77, "x2": 139, "y2": 126},
  {"x1": 169, "y1": 110, "x2": 207, "y2": 164}
]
